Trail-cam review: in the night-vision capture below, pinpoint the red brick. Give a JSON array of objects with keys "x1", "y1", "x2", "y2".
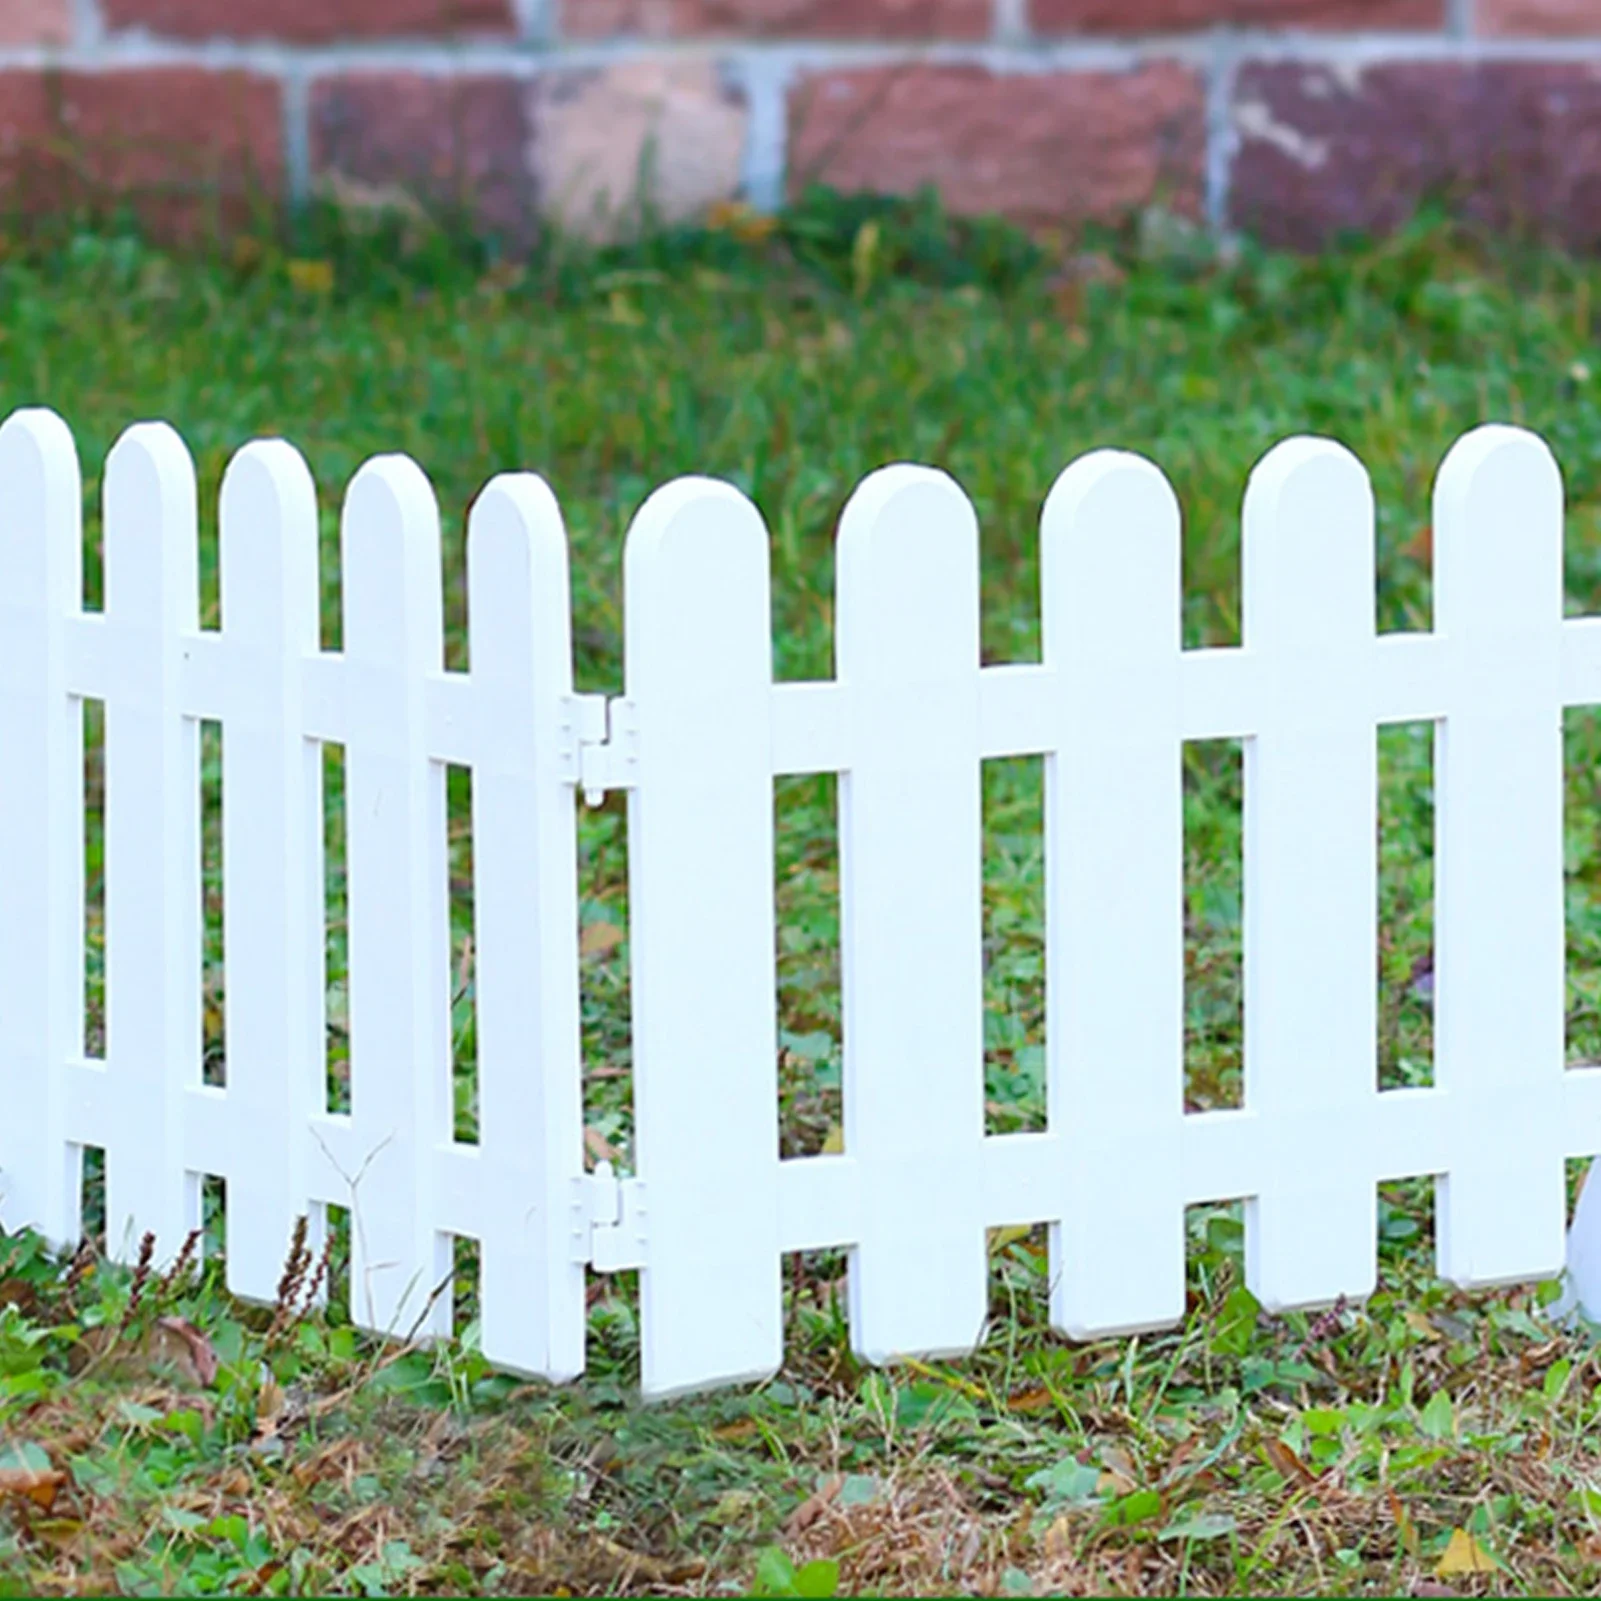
[
  {"x1": 1229, "y1": 61, "x2": 1601, "y2": 250},
  {"x1": 310, "y1": 73, "x2": 536, "y2": 248},
  {"x1": 0, "y1": 0, "x2": 73, "y2": 45},
  {"x1": 1032, "y1": 0, "x2": 1441, "y2": 27},
  {"x1": 786, "y1": 63, "x2": 1205, "y2": 227},
  {"x1": 559, "y1": 0, "x2": 991, "y2": 38},
  {"x1": 1479, "y1": 0, "x2": 1601, "y2": 33},
  {"x1": 101, "y1": 0, "x2": 514, "y2": 43},
  {"x1": 0, "y1": 68, "x2": 283, "y2": 240}
]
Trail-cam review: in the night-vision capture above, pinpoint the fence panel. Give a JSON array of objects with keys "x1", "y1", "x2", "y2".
[{"x1": 3, "y1": 404, "x2": 1601, "y2": 1396}]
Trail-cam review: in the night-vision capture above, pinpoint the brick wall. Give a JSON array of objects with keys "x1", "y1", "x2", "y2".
[{"x1": 6, "y1": 1, "x2": 1601, "y2": 249}]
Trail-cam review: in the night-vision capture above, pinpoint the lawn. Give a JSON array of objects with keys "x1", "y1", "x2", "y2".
[{"x1": 4, "y1": 193, "x2": 1601, "y2": 1593}]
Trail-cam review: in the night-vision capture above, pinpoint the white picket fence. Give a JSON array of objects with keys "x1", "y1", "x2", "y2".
[{"x1": 3, "y1": 405, "x2": 1601, "y2": 1398}]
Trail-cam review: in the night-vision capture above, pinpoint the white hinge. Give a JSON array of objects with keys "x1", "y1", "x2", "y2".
[
  {"x1": 569, "y1": 1160, "x2": 648, "y2": 1271},
  {"x1": 561, "y1": 694, "x2": 639, "y2": 806}
]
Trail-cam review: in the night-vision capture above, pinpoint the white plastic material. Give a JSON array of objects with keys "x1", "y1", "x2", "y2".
[{"x1": 2, "y1": 403, "x2": 1600, "y2": 1395}]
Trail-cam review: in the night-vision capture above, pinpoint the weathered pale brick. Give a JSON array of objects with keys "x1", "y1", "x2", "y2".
[
  {"x1": 530, "y1": 60, "x2": 748, "y2": 242},
  {"x1": 0, "y1": 0, "x2": 73, "y2": 45},
  {"x1": 0, "y1": 68, "x2": 283, "y2": 238},
  {"x1": 1033, "y1": 0, "x2": 1441, "y2": 27},
  {"x1": 310, "y1": 62, "x2": 748, "y2": 249},
  {"x1": 1230, "y1": 61, "x2": 1601, "y2": 250},
  {"x1": 559, "y1": 0, "x2": 990, "y2": 37},
  {"x1": 1478, "y1": 0, "x2": 1601, "y2": 33},
  {"x1": 101, "y1": 0, "x2": 515, "y2": 42},
  {"x1": 310, "y1": 74, "x2": 536, "y2": 247},
  {"x1": 786, "y1": 63, "x2": 1205, "y2": 227}
]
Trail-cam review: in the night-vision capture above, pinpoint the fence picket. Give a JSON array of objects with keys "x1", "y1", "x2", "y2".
[
  {"x1": 624, "y1": 478, "x2": 780, "y2": 1398},
  {"x1": 1432, "y1": 426, "x2": 1567, "y2": 1286},
  {"x1": 0, "y1": 411, "x2": 83, "y2": 1250},
  {"x1": 213, "y1": 441, "x2": 324, "y2": 1302},
  {"x1": 1239, "y1": 439, "x2": 1380, "y2": 1310},
  {"x1": 466, "y1": 474, "x2": 587, "y2": 1381},
  {"x1": 98, "y1": 424, "x2": 204, "y2": 1263},
  {"x1": 836, "y1": 466, "x2": 988, "y2": 1363},
  {"x1": 1040, "y1": 450, "x2": 1186, "y2": 1337},
  {"x1": 337, "y1": 457, "x2": 453, "y2": 1340}
]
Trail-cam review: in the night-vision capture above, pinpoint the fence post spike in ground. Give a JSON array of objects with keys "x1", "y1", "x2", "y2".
[
  {"x1": 835, "y1": 463, "x2": 988, "y2": 1366},
  {"x1": 337, "y1": 454, "x2": 454, "y2": 1343},
  {"x1": 214, "y1": 438, "x2": 323, "y2": 1306},
  {"x1": 99, "y1": 420, "x2": 204, "y2": 1267},
  {"x1": 1239, "y1": 436, "x2": 1379, "y2": 1313},
  {"x1": 1432, "y1": 424, "x2": 1568, "y2": 1289},
  {"x1": 0, "y1": 409, "x2": 83, "y2": 1253},
  {"x1": 623, "y1": 474, "x2": 782, "y2": 1400},
  {"x1": 1039, "y1": 448, "x2": 1186, "y2": 1339},
  {"x1": 464, "y1": 472, "x2": 588, "y2": 1382}
]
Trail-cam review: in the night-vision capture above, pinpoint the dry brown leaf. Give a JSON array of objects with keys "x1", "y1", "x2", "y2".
[
  {"x1": 1007, "y1": 1385, "x2": 1054, "y2": 1414},
  {"x1": 584, "y1": 1126, "x2": 621, "y2": 1164},
  {"x1": 580, "y1": 921, "x2": 625, "y2": 957},
  {"x1": 785, "y1": 1473, "x2": 842, "y2": 1537},
  {"x1": 1042, "y1": 1512, "x2": 1074, "y2": 1559},
  {"x1": 1263, "y1": 1437, "x2": 1319, "y2": 1489},
  {"x1": 0, "y1": 1466, "x2": 65, "y2": 1509},
  {"x1": 153, "y1": 1315, "x2": 218, "y2": 1386}
]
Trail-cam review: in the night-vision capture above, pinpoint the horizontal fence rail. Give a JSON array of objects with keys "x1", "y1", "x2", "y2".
[{"x1": 1, "y1": 405, "x2": 1599, "y2": 1398}]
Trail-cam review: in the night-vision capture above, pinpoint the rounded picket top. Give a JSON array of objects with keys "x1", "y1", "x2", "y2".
[
  {"x1": 1242, "y1": 435, "x2": 1374, "y2": 650},
  {"x1": 1040, "y1": 449, "x2": 1180, "y2": 660},
  {"x1": 1432, "y1": 423, "x2": 1562, "y2": 633},
  {"x1": 622, "y1": 476, "x2": 772, "y2": 683},
  {"x1": 219, "y1": 440, "x2": 320, "y2": 646},
  {"x1": 103, "y1": 421, "x2": 198, "y2": 622},
  {"x1": 0, "y1": 408, "x2": 82, "y2": 597},
  {"x1": 835, "y1": 463, "x2": 979, "y2": 678},
  {"x1": 0, "y1": 406, "x2": 79, "y2": 501},
  {"x1": 340, "y1": 453, "x2": 445, "y2": 666},
  {"x1": 623, "y1": 474, "x2": 769, "y2": 578},
  {"x1": 466, "y1": 471, "x2": 574, "y2": 687}
]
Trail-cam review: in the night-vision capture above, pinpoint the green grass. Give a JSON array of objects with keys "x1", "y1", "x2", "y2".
[{"x1": 6, "y1": 194, "x2": 1601, "y2": 1593}]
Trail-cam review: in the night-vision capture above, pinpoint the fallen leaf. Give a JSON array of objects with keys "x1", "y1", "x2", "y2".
[
  {"x1": 584, "y1": 1126, "x2": 621, "y2": 1164},
  {"x1": 580, "y1": 921, "x2": 625, "y2": 958},
  {"x1": 0, "y1": 1277, "x2": 42, "y2": 1316},
  {"x1": 1042, "y1": 1512, "x2": 1074, "y2": 1558},
  {"x1": 712, "y1": 1417, "x2": 759, "y2": 1443},
  {"x1": 0, "y1": 1466, "x2": 65, "y2": 1509},
  {"x1": 821, "y1": 1124, "x2": 844, "y2": 1155},
  {"x1": 1008, "y1": 1385, "x2": 1054, "y2": 1414},
  {"x1": 1099, "y1": 1444, "x2": 1138, "y2": 1496},
  {"x1": 1435, "y1": 1527, "x2": 1496, "y2": 1577},
  {"x1": 153, "y1": 1315, "x2": 218, "y2": 1386},
  {"x1": 1388, "y1": 1489, "x2": 1420, "y2": 1557},
  {"x1": 1263, "y1": 1438, "x2": 1319, "y2": 1489},
  {"x1": 785, "y1": 1473, "x2": 841, "y2": 1536}
]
